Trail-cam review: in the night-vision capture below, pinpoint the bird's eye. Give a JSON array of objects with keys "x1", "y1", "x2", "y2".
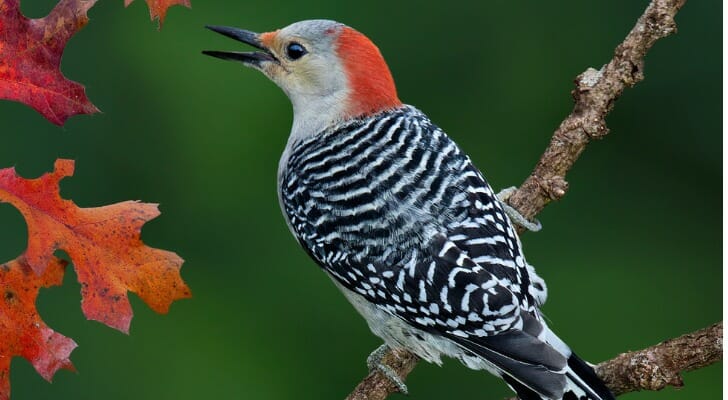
[{"x1": 286, "y1": 42, "x2": 307, "y2": 60}]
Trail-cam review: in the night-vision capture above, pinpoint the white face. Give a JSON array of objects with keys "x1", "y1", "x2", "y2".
[
  {"x1": 256, "y1": 20, "x2": 349, "y2": 103},
  {"x1": 204, "y1": 20, "x2": 357, "y2": 140}
]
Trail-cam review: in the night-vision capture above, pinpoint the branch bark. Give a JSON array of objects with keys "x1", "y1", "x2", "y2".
[
  {"x1": 345, "y1": 0, "x2": 721, "y2": 399},
  {"x1": 595, "y1": 322, "x2": 723, "y2": 396}
]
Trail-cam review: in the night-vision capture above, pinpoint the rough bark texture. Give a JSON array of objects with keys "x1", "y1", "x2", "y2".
[
  {"x1": 345, "y1": 1, "x2": 721, "y2": 399},
  {"x1": 596, "y1": 322, "x2": 723, "y2": 396}
]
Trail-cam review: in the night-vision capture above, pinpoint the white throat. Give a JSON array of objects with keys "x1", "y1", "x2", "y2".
[{"x1": 289, "y1": 88, "x2": 349, "y2": 145}]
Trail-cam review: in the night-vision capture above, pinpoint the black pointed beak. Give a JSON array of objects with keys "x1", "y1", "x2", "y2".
[{"x1": 203, "y1": 25, "x2": 278, "y2": 66}]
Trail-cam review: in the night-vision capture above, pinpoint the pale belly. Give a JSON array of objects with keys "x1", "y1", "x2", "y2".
[{"x1": 330, "y1": 279, "x2": 503, "y2": 377}]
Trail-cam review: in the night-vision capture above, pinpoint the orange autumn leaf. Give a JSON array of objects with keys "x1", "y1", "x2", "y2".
[
  {"x1": 124, "y1": 0, "x2": 190, "y2": 27},
  {"x1": 0, "y1": 0, "x2": 99, "y2": 126},
  {"x1": 0, "y1": 159, "x2": 191, "y2": 333},
  {"x1": 0, "y1": 256, "x2": 76, "y2": 400}
]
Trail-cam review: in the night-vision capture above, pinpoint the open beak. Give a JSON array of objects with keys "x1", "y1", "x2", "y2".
[{"x1": 203, "y1": 25, "x2": 278, "y2": 67}]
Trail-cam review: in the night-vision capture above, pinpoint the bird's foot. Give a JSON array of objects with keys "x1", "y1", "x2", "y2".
[
  {"x1": 496, "y1": 187, "x2": 542, "y2": 232},
  {"x1": 366, "y1": 344, "x2": 409, "y2": 395}
]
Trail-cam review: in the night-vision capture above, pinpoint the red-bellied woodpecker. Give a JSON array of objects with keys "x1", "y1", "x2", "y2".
[{"x1": 204, "y1": 20, "x2": 614, "y2": 400}]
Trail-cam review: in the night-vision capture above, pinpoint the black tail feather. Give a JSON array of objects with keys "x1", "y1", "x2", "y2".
[
  {"x1": 449, "y1": 332, "x2": 566, "y2": 399},
  {"x1": 566, "y1": 353, "x2": 615, "y2": 400},
  {"x1": 502, "y1": 374, "x2": 545, "y2": 400},
  {"x1": 450, "y1": 333, "x2": 615, "y2": 400}
]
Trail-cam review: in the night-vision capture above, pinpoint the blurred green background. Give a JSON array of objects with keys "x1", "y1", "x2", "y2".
[{"x1": 0, "y1": 0, "x2": 721, "y2": 399}]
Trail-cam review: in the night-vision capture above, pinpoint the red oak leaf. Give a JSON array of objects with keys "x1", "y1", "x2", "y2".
[
  {"x1": 0, "y1": 256, "x2": 76, "y2": 400},
  {"x1": 0, "y1": 160, "x2": 191, "y2": 333},
  {"x1": 0, "y1": 0, "x2": 99, "y2": 126},
  {"x1": 124, "y1": 0, "x2": 190, "y2": 27}
]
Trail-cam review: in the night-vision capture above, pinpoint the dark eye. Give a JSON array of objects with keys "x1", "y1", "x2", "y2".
[{"x1": 286, "y1": 42, "x2": 307, "y2": 60}]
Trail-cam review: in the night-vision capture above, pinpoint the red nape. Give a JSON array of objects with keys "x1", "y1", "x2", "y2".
[{"x1": 335, "y1": 27, "x2": 402, "y2": 117}]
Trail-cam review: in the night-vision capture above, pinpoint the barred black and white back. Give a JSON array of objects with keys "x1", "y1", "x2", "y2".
[{"x1": 279, "y1": 105, "x2": 613, "y2": 400}]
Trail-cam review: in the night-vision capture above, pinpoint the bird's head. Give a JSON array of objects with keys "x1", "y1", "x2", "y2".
[{"x1": 204, "y1": 20, "x2": 402, "y2": 132}]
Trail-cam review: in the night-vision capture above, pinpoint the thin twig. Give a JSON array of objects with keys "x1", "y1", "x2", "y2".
[
  {"x1": 507, "y1": 0, "x2": 687, "y2": 218},
  {"x1": 345, "y1": 1, "x2": 711, "y2": 399}
]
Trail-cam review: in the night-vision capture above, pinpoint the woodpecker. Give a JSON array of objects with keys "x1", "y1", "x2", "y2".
[{"x1": 204, "y1": 20, "x2": 614, "y2": 400}]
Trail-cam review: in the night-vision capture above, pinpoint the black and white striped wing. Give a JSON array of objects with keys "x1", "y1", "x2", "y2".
[{"x1": 281, "y1": 105, "x2": 539, "y2": 318}]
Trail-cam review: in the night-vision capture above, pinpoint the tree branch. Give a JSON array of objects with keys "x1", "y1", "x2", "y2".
[
  {"x1": 345, "y1": 0, "x2": 719, "y2": 399},
  {"x1": 347, "y1": 348, "x2": 420, "y2": 400},
  {"x1": 596, "y1": 322, "x2": 723, "y2": 396},
  {"x1": 507, "y1": 0, "x2": 686, "y2": 219}
]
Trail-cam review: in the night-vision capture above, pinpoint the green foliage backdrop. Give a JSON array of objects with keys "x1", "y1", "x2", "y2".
[{"x1": 0, "y1": 0, "x2": 721, "y2": 399}]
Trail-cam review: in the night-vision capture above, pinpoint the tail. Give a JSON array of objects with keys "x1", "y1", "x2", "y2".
[
  {"x1": 562, "y1": 352, "x2": 614, "y2": 400},
  {"x1": 448, "y1": 314, "x2": 614, "y2": 400}
]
